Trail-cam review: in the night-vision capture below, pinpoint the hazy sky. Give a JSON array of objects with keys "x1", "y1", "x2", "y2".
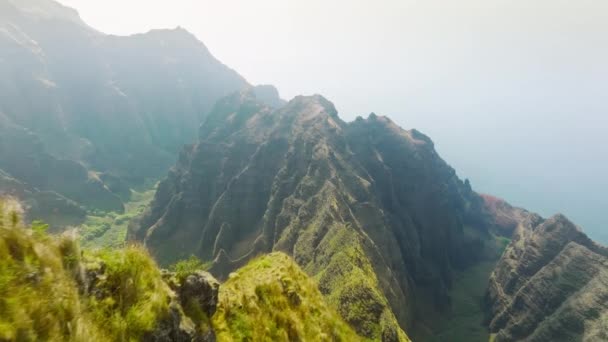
[{"x1": 57, "y1": 0, "x2": 608, "y2": 242}]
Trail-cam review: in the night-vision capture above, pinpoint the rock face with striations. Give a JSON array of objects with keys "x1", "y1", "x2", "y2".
[
  {"x1": 485, "y1": 214, "x2": 608, "y2": 341},
  {"x1": 131, "y1": 90, "x2": 491, "y2": 339}
]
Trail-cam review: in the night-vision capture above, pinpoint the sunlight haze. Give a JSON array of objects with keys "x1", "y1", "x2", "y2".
[{"x1": 56, "y1": 0, "x2": 608, "y2": 241}]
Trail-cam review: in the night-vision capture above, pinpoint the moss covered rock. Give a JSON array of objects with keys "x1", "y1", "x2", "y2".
[{"x1": 212, "y1": 252, "x2": 362, "y2": 341}]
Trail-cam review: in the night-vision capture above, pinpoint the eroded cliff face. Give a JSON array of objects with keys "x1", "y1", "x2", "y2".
[
  {"x1": 485, "y1": 214, "x2": 608, "y2": 342},
  {"x1": 131, "y1": 90, "x2": 491, "y2": 339}
]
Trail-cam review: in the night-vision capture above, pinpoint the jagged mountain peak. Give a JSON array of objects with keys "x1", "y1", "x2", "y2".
[
  {"x1": 519, "y1": 213, "x2": 607, "y2": 255},
  {"x1": 129, "y1": 26, "x2": 206, "y2": 47},
  {"x1": 198, "y1": 90, "x2": 345, "y2": 143},
  {"x1": 536, "y1": 213, "x2": 579, "y2": 233},
  {"x1": 287, "y1": 94, "x2": 338, "y2": 113},
  {"x1": 277, "y1": 94, "x2": 344, "y2": 133},
  {"x1": 352, "y1": 112, "x2": 435, "y2": 149},
  {"x1": 251, "y1": 84, "x2": 286, "y2": 108},
  {"x1": 131, "y1": 91, "x2": 491, "y2": 340}
]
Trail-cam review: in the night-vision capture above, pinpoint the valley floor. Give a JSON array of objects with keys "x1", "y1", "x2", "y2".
[
  {"x1": 412, "y1": 234, "x2": 510, "y2": 342},
  {"x1": 79, "y1": 187, "x2": 156, "y2": 248}
]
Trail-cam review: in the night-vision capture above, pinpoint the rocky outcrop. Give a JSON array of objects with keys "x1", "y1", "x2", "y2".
[
  {"x1": 163, "y1": 270, "x2": 221, "y2": 319},
  {"x1": 154, "y1": 270, "x2": 220, "y2": 342},
  {"x1": 485, "y1": 214, "x2": 608, "y2": 341},
  {"x1": 131, "y1": 90, "x2": 491, "y2": 339},
  {"x1": 143, "y1": 301, "x2": 202, "y2": 342},
  {"x1": 80, "y1": 256, "x2": 221, "y2": 341},
  {"x1": 478, "y1": 194, "x2": 530, "y2": 236}
]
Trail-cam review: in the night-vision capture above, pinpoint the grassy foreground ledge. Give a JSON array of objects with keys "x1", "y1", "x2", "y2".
[
  {"x1": 0, "y1": 205, "x2": 186, "y2": 341},
  {"x1": 0, "y1": 201, "x2": 363, "y2": 341},
  {"x1": 212, "y1": 252, "x2": 362, "y2": 341}
]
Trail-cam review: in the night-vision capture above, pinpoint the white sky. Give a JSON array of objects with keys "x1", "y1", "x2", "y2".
[{"x1": 56, "y1": 0, "x2": 608, "y2": 241}]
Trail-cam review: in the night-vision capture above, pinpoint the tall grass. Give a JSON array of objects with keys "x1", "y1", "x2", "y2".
[
  {"x1": 0, "y1": 199, "x2": 173, "y2": 341},
  {"x1": 212, "y1": 252, "x2": 362, "y2": 341},
  {"x1": 0, "y1": 199, "x2": 103, "y2": 341}
]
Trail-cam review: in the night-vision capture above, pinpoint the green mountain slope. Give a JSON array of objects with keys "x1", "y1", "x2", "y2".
[{"x1": 213, "y1": 252, "x2": 366, "y2": 341}]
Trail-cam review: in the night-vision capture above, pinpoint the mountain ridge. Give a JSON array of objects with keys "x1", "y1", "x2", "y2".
[{"x1": 131, "y1": 89, "x2": 495, "y2": 339}]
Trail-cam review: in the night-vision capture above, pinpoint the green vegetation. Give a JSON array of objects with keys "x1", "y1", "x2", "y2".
[
  {"x1": 0, "y1": 200, "x2": 181, "y2": 341},
  {"x1": 0, "y1": 201, "x2": 367, "y2": 341},
  {"x1": 495, "y1": 236, "x2": 511, "y2": 251},
  {"x1": 85, "y1": 246, "x2": 173, "y2": 341},
  {"x1": 412, "y1": 232, "x2": 510, "y2": 342},
  {"x1": 0, "y1": 200, "x2": 103, "y2": 341},
  {"x1": 429, "y1": 261, "x2": 497, "y2": 342},
  {"x1": 212, "y1": 252, "x2": 362, "y2": 341},
  {"x1": 80, "y1": 187, "x2": 155, "y2": 249},
  {"x1": 170, "y1": 255, "x2": 211, "y2": 280},
  {"x1": 307, "y1": 224, "x2": 411, "y2": 342}
]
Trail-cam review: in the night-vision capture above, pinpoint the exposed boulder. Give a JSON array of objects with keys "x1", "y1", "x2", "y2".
[
  {"x1": 143, "y1": 301, "x2": 202, "y2": 342},
  {"x1": 163, "y1": 270, "x2": 221, "y2": 318},
  {"x1": 79, "y1": 252, "x2": 219, "y2": 342}
]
